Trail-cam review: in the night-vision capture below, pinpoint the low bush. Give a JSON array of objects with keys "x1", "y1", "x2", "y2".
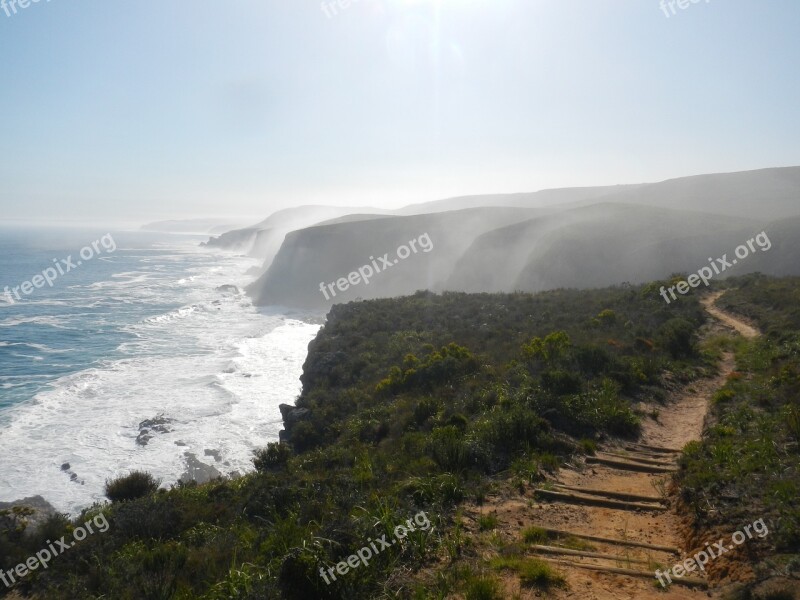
[
  {"x1": 105, "y1": 470, "x2": 161, "y2": 503},
  {"x1": 253, "y1": 442, "x2": 292, "y2": 472}
]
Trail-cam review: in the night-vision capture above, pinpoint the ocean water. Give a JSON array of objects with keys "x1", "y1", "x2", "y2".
[{"x1": 0, "y1": 226, "x2": 320, "y2": 514}]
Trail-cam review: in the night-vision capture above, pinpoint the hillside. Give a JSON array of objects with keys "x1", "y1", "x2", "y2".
[
  {"x1": 447, "y1": 203, "x2": 758, "y2": 293},
  {"x1": 196, "y1": 167, "x2": 800, "y2": 307},
  {"x1": 3, "y1": 278, "x2": 797, "y2": 599},
  {"x1": 202, "y1": 205, "x2": 391, "y2": 261},
  {"x1": 395, "y1": 184, "x2": 643, "y2": 215},
  {"x1": 247, "y1": 207, "x2": 547, "y2": 308},
  {"x1": 597, "y1": 166, "x2": 800, "y2": 221},
  {"x1": 0, "y1": 277, "x2": 800, "y2": 600},
  {"x1": 249, "y1": 201, "x2": 800, "y2": 309},
  {"x1": 397, "y1": 166, "x2": 800, "y2": 220}
]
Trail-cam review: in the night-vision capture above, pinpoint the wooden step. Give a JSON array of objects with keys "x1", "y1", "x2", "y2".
[
  {"x1": 617, "y1": 447, "x2": 678, "y2": 461},
  {"x1": 530, "y1": 526, "x2": 679, "y2": 554},
  {"x1": 529, "y1": 544, "x2": 652, "y2": 566},
  {"x1": 625, "y1": 443, "x2": 681, "y2": 455},
  {"x1": 609, "y1": 450, "x2": 677, "y2": 463},
  {"x1": 539, "y1": 558, "x2": 708, "y2": 589},
  {"x1": 586, "y1": 456, "x2": 677, "y2": 474},
  {"x1": 535, "y1": 489, "x2": 667, "y2": 512},
  {"x1": 552, "y1": 483, "x2": 667, "y2": 505},
  {"x1": 598, "y1": 451, "x2": 677, "y2": 468}
]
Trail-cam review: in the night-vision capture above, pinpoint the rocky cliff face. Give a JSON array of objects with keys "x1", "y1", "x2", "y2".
[
  {"x1": 0, "y1": 496, "x2": 57, "y2": 533},
  {"x1": 242, "y1": 167, "x2": 800, "y2": 309},
  {"x1": 247, "y1": 207, "x2": 544, "y2": 309},
  {"x1": 202, "y1": 206, "x2": 389, "y2": 259},
  {"x1": 248, "y1": 203, "x2": 800, "y2": 309}
]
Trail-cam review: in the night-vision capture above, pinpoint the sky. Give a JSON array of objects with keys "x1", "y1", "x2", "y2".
[{"x1": 0, "y1": 0, "x2": 799, "y2": 227}]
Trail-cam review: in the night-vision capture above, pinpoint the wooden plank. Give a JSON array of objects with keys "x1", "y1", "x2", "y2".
[
  {"x1": 530, "y1": 526, "x2": 680, "y2": 554},
  {"x1": 552, "y1": 483, "x2": 667, "y2": 505},
  {"x1": 598, "y1": 451, "x2": 677, "y2": 468},
  {"x1": 529, "y1": 544, "x2": 652, "y2": 565},
  {"x1": 625, "y1": 443, "x2": 681, "y2": 454},
  {"x1": 540, "y1": 558, "x2": 708, "y2": 589},
  {"x1": 535, "y1": 489, "x2": 667, "y2": 512},
  {"x1": 586, "y1": 456, "x2": 677, "y2": 474}
]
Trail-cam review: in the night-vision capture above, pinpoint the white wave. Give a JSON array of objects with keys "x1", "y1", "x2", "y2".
[
  {"x1": 10, "y1": 353, "x2": 44, "y2": 361},
  {"x1": 0, "y1": 247, "x2": 321, "y2": 515},
  {"x1": 11, "y1": 299, "x2": 71, "y2": 307},
  {"x1": 0, "y1": 342, "x2": 70, "y2": 353},
  {"x1": 0, "y1": 315, "x2": 75, "y2": 328}
]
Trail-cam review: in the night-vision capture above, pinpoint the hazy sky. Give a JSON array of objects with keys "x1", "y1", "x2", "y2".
[{"x1": 1, "y1": 0, "x2": 798, "y2": 226}]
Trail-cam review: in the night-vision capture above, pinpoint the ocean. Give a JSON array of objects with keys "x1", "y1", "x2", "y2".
[{"x1": 0, "y1": 226, "x2": 320, "y2": 514}]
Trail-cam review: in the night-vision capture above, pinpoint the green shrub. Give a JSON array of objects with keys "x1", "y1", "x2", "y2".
[
  {"x1": 113, "y1": 495, "x2": 183, "y2": 540},
  {"x1": 278, "y1": 548, "x2": 335, "y2": 600},
  {"x1": 713, "y1": 388, "x2": 736, "y2": 404},
  {"x1": 135, "y1": 542, "x2": 189, "y2": 599},
  {"x1": 523, "y1": 331, "x2": 571, "y2": 363},
  {"x1": 541, "y1": 369, "x2": 583, "y2": 395},
  {"x1": 377, "y1": 343, "x2": 479, "y2": 394},
  {"x1": 597, "y1": 309, "x2": 617, "y2": 324},
  {"x1": 784, "y1": 404, "x2": 800, "y2": 441},
  {"x1": 289, "y1": 421, "x2": 322, "y2": 453},
  {"x1": 549, "y1": 379, "x2": 639, "y2": 437},
  {"x1": 657, "y1": 318, "x2": 697, "y2": 358},
  {"x1": 536, "y1": 452, "x2": 561, "y2": 472},
  {"x1": 426, "y1": 426, "x2": 469, "y2": 471},
  {"x1": 517, "y1": 558, "x2": 566, "y2": 589},
  {"x1": 253, "y1": 442, "x2": 292, "y2": 472},
  {"x1": 521, "y1": 526, "x2": 548, "y2": 544},
  {"x1": 400, "y1": 473, "x2": 465, "y2": 505},
  {"x1": 446, "y1": 413, "x2": 469, "y2": 430},
  {"x1": 464, "y1": 573, "x2": 503, "y2": 600},
  {"x1": 575, "y1": 345, "x2": 613, "y2": 374},
  {"x1": 477, "y1": 407, "x2": 549, "y2": 459},
  {"x1": 510, "y1": 456, "x2": 541, "y2": 483},
  {"x1": 105, "y1": 471, "x2": 161, "y2": 503},
  {"x1": 414, "y1": 397, "x2": 440, "y2": 425},
  {"x1": 490, "y1": 557, "x2": 566, "y2": 589},
  {"x1": 477, "y1": 513, "x2": 498, "y2": 531}
]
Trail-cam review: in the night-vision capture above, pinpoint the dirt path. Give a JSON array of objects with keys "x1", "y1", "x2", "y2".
[
  {"x1": 465, "y1": 292, "x2": 760, "y2": 599},
  {"x1": 703, "y1": 291, "x2": 760, "y2": 339}
]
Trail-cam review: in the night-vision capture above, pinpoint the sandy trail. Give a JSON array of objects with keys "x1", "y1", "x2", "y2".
[
  {"x1": 703, "y1": 291, "x2": 760, "y2": 339},
  {"x1": 466, "y1": 292, "x2": 760, "y2": 599}
]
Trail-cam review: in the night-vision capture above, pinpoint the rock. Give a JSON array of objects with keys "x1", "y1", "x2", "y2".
[
  {"x1": 204, "y1": 449, "x2": 222, "y2": 462},
  {"x1": 139, "y1": 415, "x2": 173, "y2": 432},
  {"x1": 278, "y1": 404, "x2": 311, "y2": 444},
  {"x1": 279, "y1": 404, "x2": 310, "y2": 428},
  {"x1": 61, "y1": 462, "x2": 70, "y2": 471},
  {"x1": 179, "y1": 452, "x2": 223, "y2": 485},
  {"x1": 0, "y1": 496, "x2": 57, "y2": 534},
  {"x1": 137, "y1": 414, "x2": 174, "y2": 446},
  {"x1": 215, "y1": 284, "x2": 240, "y2": 295}
]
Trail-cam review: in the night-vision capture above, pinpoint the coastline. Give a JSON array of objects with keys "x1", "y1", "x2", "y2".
[{"x1": 0, "y1": 235, "x2": 323, "y2": 515}]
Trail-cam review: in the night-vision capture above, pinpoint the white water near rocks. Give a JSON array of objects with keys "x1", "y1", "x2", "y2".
[{"x1": 0, "y1": 235, "x2": 320, "y2": 514}]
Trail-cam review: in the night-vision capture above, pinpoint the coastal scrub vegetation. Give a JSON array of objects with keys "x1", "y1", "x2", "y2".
[
  {"x1": 104, "y1": 471, "x2": 162, "y2": 503},
  {"x1": 677, "y1": 274, "x2": 800, "y2": 594},
  {"x1": 2, "y1": 280, "x2": 795, "y2": 598}
]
